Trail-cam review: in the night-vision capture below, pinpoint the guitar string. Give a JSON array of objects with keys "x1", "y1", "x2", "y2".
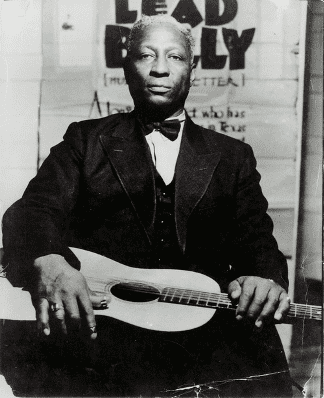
[
  {"x1": 86, "y1": 276, "x2": 321, "y2": 319},
  {"x1": 92, "y1": 289, "x2": 320, "y2": 319},
  {"x1": 87, "y1": 276, "x2": 321, "y2": 314},
  {"x1": 89, "y1": 276, "x2": 319, "y2": 314},
  {"x1": 88, "y1": 276, "x2": 232, "y2": 303},
  {"x1": 88, "y1": 275, "x2": 317, "y2": 309}
]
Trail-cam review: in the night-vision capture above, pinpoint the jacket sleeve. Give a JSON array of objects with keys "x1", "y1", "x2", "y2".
[
  {"x1": 2, "y1": 122, "x2": 85, "y2": 284},
  {"x1": 230, "y1": 144, "x2": 289, "y2": 291}
]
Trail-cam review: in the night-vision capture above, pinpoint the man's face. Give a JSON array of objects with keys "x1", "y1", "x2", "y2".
[{"x1": 125, "y1": 23, "x2": 195, "y2": 118}]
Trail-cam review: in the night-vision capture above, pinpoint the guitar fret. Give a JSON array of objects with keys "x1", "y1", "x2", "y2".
[
  {"x1": 161, "y1": 287, "x2": 169, "y2": 301},
  {"x1": 207, "y1": 300, "x2": 218, "y2": 308},
  {"x1": 178, "y1": 289, "x2": 184, "y2": 303},
  {"x1": 288, "y1": 303, "x2": 322, "y2": 321},
  {"x1": 219, "y1": 301, "x2": 231, "y2": 309},
  {"x1": 158, "y1": 285, "x2": 321, "y2": 324},
  {"x1": 187, "y1": 291, "x2": 193, "y2": 304}
]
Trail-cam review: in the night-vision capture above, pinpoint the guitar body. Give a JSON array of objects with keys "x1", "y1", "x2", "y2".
[
  {"x1": 0, "y1": 248, "x2": 219, "y2": 331},
  {"x1": 0, "y1": 248, "x2": 320, "y2": 328},
  {"x1": 72, "y1": 248, "x2": 218, "y2": 332}
]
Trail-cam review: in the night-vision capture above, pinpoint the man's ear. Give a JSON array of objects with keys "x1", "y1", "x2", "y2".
[
  {"x1": 190, "y1": 63, "x2": 196, "y2": 86},
  {"x1": 123, "y1": 56, "x2": 131, "y2": 85}
]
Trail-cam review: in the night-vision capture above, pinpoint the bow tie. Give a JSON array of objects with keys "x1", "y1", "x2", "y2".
[{"x1": 143, "y1": 119, "x2": 182, "y2": 141}]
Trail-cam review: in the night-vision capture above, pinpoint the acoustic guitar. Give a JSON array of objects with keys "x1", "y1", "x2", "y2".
[{"x1": 0, "y1": 247, "x2": 321, "y2": 331}]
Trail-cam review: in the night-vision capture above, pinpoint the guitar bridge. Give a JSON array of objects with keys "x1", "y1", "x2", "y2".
[{"x1": 93, "y1": 299, "x2": 109, "y2": 310}]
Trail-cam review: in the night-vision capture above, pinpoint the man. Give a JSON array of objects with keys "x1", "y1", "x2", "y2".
[{"x1": 2, "y1": 15, "x2": 292, "y2": 397}]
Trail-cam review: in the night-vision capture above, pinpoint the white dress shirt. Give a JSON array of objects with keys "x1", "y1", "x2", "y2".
[{"x1": 145, "y1": 111, "x2": 186, "y2": 185}]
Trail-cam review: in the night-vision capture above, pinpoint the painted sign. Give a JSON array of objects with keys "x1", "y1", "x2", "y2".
[{"x1": 94, "y1": 0, "x2": 306, "y2": 209}]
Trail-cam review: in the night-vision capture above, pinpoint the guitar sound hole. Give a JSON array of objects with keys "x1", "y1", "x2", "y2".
[{"x1": 111, "y1": 283, "x2": 160, "y2": 302}]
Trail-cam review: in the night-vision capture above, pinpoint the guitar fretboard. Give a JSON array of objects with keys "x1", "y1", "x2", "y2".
[
  {"x1": 160, "y1": 287, "x2": 322, "y2": 322},
  {"x1": 87, "y1": 276, "x2": 321, "y2": 323},
  {"x1": 161, "y1": 287, "x2": 234, "y2": 309}
]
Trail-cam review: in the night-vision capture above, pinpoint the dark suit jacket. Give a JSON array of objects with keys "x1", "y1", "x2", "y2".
[
  {"x1": 3, "y1": 112, "x2": 288, "y2": 291},
  {"x1": 1, "y1": 112, "x2": 293, "y2": 397}
]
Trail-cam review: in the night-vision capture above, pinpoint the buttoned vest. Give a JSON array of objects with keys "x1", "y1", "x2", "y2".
[{"x1": 152, "y1": 170, "x2": 182, "y2": 268}]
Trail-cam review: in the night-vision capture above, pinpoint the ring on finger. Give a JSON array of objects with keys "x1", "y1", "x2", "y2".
[
  {"x1": 50, "y1": 303, "x2": 62, "y2": 312},
  {"x1": 89, "y1": 326, "x2": 97, "y2": 334}
]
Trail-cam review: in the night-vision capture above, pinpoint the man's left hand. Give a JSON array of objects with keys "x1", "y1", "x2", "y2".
[{"x1": 228, "y1": 276, "x2": 290, "y2": 328}]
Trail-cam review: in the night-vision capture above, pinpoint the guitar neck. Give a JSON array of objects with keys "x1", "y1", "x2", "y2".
[{"x1": 160, "y1": 288, "x2": 322, "y2": 322}]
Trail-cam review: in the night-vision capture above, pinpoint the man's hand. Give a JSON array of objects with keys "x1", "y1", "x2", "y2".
[
  {"x1": 32, "y1": 254, "x2": 103, "y2": 340},
  {"x1": 228, "y1": 276, "x2": 290, "y2": 329}
]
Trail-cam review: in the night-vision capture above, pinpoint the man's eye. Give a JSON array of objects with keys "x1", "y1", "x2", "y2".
[
  {"x1": 140, "y1": 54, "x2": 154, "y2": 60},
  {"x1": 169, "y1": 55, "x2": 183, "y2": 61}
]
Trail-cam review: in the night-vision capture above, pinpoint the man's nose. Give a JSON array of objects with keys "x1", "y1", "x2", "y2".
[{"x1": 150, "y1": 56, "x2": 170, "y2": 76}]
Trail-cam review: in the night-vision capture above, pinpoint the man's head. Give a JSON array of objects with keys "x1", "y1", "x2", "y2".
[{"x1": 124, "y1": 15, "x2": 196, "y2": 120}]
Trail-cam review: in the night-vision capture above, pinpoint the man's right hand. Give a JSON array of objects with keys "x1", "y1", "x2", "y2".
[{"x1": 32, "y1": 254, "x2": 99, "y2": 340}]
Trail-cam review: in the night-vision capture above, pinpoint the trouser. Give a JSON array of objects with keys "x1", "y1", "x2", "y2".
[{"x1": 0, "y1": 312, "x2": 292, "y2": 397}]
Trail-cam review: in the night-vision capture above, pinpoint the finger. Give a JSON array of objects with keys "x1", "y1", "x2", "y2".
[
  {"x1": 63, "y1": 298, "x2": 82, "y2": 334},
  {"x1": 78, "y1": 289, "x2": 97, "y2": 340},
  {"x1": 37, "y1": 297, "x2": 50, "y2": 336},
  {"x1": 49, "y1": 299, "x2": 67, "y2": 335},
  {"x1": 274, "y1": 293, "x2": 291, "y2": 321},
  {"x1": 246, "y1": 285, "x2": 270, "y2": 321},
  {"x1": 228, "y1": 279, "x2": 242, "y2": 301},
  {"x1": 255, "y1": 289, "x2": 280, "y2": 327},
  {"x1": 236, "y1": 280, "x2": 256, "y2": 320}
]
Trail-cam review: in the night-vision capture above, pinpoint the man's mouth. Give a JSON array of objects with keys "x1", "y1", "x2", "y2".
[{"x1": 147, "y1": 85, "x2": 171, "y2": 93}]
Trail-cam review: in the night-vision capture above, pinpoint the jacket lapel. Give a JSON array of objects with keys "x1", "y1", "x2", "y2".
[
  {"x1": 175, "y1": 117, "x2": 222, "y2": 253},
  {"x1": 99, "y1": 113, "x2": 221, "y2": 252},
  {"x1": 99, "y1": 114, "x2": 156, "y2": 245}
]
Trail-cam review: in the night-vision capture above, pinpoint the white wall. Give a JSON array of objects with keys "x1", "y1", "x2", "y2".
[
  {"x1": 296, "y1": 0, "x2": 323, "y2": 281},
  {"x1": 0, "y1": 0, "x2": 42, "y2": 246},
  {"x1": 40, "y1": 0, "x2": 95, "y2": 164}
]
